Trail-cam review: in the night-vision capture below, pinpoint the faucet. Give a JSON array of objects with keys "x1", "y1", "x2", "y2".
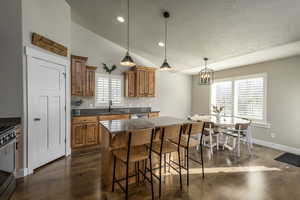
[{"x1": 108, "y1": 100, "x2": 113, "y2": 112}]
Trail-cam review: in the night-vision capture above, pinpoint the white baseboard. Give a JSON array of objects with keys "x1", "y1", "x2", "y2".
[
  {"x1": 15, "y1": 168, "x2": 31, "y2": 178},
  {"x1": 252, "y1": 138, "x2": 300, "y2": 155}
]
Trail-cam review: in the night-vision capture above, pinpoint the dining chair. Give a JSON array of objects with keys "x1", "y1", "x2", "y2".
[
  {"x1": 168, "y1": 121, "x2": 205, "y2": 185},
  {"x1": 202, "y1": 122, "x2": 220, "y2": 155},
  {"x1": 146, "y1": 124, "x2": 183, "y2": 198},
  {"x1": 221, "y1": 122, "x2": 252, "y2": 157},
  {"x1": 112, "y1": 128, "x2": 155, "y2": 200}
]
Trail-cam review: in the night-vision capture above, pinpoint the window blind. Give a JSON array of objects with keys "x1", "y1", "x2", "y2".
[
  {"x1": 211, "y1": 81, "x2": 233, "y2": 116},
  {"x1": 95, "y1": 76, "x2": 110, "y2": 104},
  {"x1": 95, "y1": 74, "x2": 123, "y2": 105},
  {"x1": 111, "y1": 78, "x2": 122, "y2": 104},
  {"x1": 234, "y1": 77, "x2": 264, "y2": 120}
]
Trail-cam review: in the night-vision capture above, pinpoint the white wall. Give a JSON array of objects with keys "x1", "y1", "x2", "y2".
[
  {"x1": 22, "y1": 0, "x2": 71, "y2": 55},
  {"x1": 0, "y1": 0, "x2": 23, "y2": 117},
  {"x1": 71, "y1": 22, "x2": 192, "y2": 118},
  {"x1": 192, "y1": 56, "x2": 300, "y2": 150}
]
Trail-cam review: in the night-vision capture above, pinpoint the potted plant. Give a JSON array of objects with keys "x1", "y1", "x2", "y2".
[{"x1": 212, "y1": 105, "x2": 224, "y2": 121}]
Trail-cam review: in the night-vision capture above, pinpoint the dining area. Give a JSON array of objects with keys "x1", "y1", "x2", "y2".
[{"x1": 100, "y1": 115, "x2": 253, "y2": 199}]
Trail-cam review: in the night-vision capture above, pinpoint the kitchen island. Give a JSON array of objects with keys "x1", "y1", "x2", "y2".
[{"x1": 100, "y1": 116, "x2": 189, "y2": 189}]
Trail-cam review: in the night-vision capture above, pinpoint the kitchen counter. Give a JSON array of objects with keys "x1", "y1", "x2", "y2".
[
  {"x1": 72, "y1": 107, "x2": 159, "y2": 117},
  {"x1": 100, "y1": 116, "x2": 191, "y2": 190},
  {"x1": 100, "y1": 116, "x2": 189, "y2": 135}
]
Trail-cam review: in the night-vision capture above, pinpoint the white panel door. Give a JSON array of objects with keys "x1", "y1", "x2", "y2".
[{"x1": 28, "y1": 57, "x2": 66, "y2": 170}]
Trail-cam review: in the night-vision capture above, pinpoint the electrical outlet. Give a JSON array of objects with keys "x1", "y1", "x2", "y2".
[{"x1": 270, "y1": 132, "x2": 276, "y2": 138}]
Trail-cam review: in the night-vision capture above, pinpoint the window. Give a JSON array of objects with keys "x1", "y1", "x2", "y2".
[
  {"x1": 95, "y1": 74, "x2": 123, "y2": 106},
  {"x1": 234, "y1": 77, "x2": 264, "y2": 120},
  {"x1": 211, "y1": 81, "x2": 233, "y2": 116},
  {"x1": 211, "y1": 74, "x2": 267, "y2": 123}
]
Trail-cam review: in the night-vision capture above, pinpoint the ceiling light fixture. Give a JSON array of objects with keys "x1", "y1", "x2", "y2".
[
  {"x1": 160, "y1": 11, "x2": 173, "y2": 71},
  {"x1": 158, "y1": 42, "x2": 165, "y2": 47},
  {"x1": 199, "y1": 58, "x2": 214, "y2": 85},
  {"x1": 117, "y1": 16, "x2": 125, "y2": 23},
  {"x1": 120, "y1": 0, "x2": 135, "y2": 67}
]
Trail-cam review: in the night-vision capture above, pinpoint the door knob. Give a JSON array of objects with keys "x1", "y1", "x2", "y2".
[{"x1": 34, "y1": 118, "x2": 41, "y2": 121}]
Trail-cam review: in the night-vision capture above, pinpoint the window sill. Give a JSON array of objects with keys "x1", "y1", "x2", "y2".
[{"x1": 252, "y1": 122, "x2": 271, "y2": 129}]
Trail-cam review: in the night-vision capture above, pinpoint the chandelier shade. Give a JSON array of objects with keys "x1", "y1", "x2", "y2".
[{"x1": 120, "y1": 51, "x2": 135, "y2": 67}]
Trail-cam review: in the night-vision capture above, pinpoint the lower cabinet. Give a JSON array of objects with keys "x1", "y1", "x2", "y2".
[
  {"x1": 71, "y1": 113, "x2": 160, "y2": 150},
  {"x1": 71, "y1": 116, "x2": 99, "y2": 149},
  {"x1": 85, "y1": 123, "x2": 99, "y2": 146},
  {"x1": 148, "y1": 112, "x2": 159, "y2": 118},
  {"x1": 71, "y1": 114, "x2": 129, "y2": 150},
  {"x1": 71, "y1": 123, "x2": 87, "y2": 148}
]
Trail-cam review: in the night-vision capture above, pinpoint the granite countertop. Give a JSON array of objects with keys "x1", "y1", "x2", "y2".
[
  {"x1": 72, "y1": 107, "x2": 160, "y2": 117},
  {"x1": 100, "y1": 116, "x2": 190, "y2": 135},
  {"x1": 0, "y1": 117, "x2": 21, "y2": 127}
]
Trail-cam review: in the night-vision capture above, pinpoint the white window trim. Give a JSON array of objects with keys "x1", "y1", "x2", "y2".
[
  {"x1": 95, "y1": 73, "x2": 124, "y2": 107},
  {"x1": 210, "y1": 73, "x2": 268, "y2": 125}
]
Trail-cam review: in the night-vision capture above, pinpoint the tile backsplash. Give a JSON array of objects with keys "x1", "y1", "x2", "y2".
[{"x1": 71, "y1": 96, "x2": 156, "y2": 109}]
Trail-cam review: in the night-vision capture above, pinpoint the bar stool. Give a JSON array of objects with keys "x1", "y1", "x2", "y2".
[
  {"x1": 146, "y1": 124, "x2": 183, "y2": 198},
  {"x1": 112, "y1": 128, "x2": 155, "y2": 200},
  {"x1": 169, "y1": 121, "x2": 205, "y2": 185}
]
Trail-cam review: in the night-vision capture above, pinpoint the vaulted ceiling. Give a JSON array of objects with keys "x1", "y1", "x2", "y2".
[{"x1": 67, "y1": 0, "x2": 300, "y2": 73}]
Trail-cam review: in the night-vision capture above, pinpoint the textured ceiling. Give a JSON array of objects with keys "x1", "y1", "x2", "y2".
[{"x1": 67, "y1": 0, "x2": 300, "y2": 73}]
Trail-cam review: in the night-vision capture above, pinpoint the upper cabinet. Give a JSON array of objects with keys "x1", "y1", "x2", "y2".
[
  {"x1": 71, "y1": 55, "x2": 96, "y2": 96},
  {"x1": 124, "y1": 66, "x2": 156, "y2": 97},
  {"x1": 85, "y1": 66, "x2": 97, "y2": 96}
]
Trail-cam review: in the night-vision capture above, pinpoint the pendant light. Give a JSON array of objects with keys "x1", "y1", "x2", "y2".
[
  {"x1": 199, "y1": 58, "x2": 214, "y2": 85},
  {"x1": 160, "y1": 11, "x2": 173, "y2": 71},
  {"x1": 120, "y1": 0, "x2": 135, "y2": 67}
]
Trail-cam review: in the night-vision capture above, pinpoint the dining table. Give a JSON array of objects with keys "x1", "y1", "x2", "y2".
[
  {"x1": 189, "y1": 114, "x2": 252, "y2": 151},
  {"x1": 189, "y1": 114, "x2": 251, "y2": 128}
]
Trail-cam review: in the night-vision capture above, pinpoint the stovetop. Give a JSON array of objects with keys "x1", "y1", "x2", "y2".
[
  {"x1": 0, "y1": 126, "x2": 14, "y2": 135},
  {"x1": 0, "y1": 126, "x2": 16, "y2": 149}
]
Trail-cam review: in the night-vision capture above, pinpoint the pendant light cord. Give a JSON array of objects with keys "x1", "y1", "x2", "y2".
[
  {"x1": 164, "y1": 16, "x2": 167, "y2": 60},
  {"x1": 127, "y1": 0, "x2": 130, "y2": 52}
]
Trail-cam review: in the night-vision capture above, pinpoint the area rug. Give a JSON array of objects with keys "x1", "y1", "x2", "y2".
[{"x1": 275, "y1": 153, "x2": 300, "y2": 167}]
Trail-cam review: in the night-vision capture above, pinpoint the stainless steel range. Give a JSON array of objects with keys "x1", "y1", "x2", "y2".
[{"x1": 0, "y1": 124, "x2": 17, "y2": 200}]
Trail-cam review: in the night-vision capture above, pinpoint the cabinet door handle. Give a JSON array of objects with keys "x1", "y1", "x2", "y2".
[{"x1": 34, "y1": 118, "x2": 41, "y2": 122}]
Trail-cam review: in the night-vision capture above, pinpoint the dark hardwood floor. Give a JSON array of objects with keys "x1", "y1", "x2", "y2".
[{"x1": 11, "y1": 145, "x2": 300, "y2": 200}]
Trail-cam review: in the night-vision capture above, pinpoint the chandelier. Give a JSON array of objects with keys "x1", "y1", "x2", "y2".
[{"x1": 199, "y1": 57, "x2": 214, "y2": 85}]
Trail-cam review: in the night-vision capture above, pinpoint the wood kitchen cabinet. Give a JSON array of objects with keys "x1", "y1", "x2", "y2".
[
  {"x1": 124, "y1": 66, "x2": 156, "y2": 97},
  {"x1": 71, "y1": 123, "x2": 86, "y2": 148},
  {"x1": 124, "y1": 71, "x2": 136, "y2": 97},
  {"x1": 85, "y1": 66, "x2": 97, "y2": 96},
  {"x1": 71, "y1": 114, "x2": 130, "y2": 150},
  {"x1": 85, "y1": 123, "x2": 99, "y2": 146},
  {"x1": 71, "y1": 55, "x2": 87, "y2": 96},
  {"x1": 148, "y1": 112, "x2": 159, "y2": 118},
  {"x1": 71, "y1": 55, "x2": 97, "y2": 96},
  {"x1": 71, "y1": 116, "x2": 99, "y2": 149}
]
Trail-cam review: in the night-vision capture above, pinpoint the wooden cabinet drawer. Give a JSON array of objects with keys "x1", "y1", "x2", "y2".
[
  {"x1": 148, "y1": 112, "x2": 159, "y2": 118},
  {"x1": 99, "y1": 114, "x2": 130, "y2": 121},
  {"x1": 72, "y1": 116, "x2": 98, "y2": 124}
]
